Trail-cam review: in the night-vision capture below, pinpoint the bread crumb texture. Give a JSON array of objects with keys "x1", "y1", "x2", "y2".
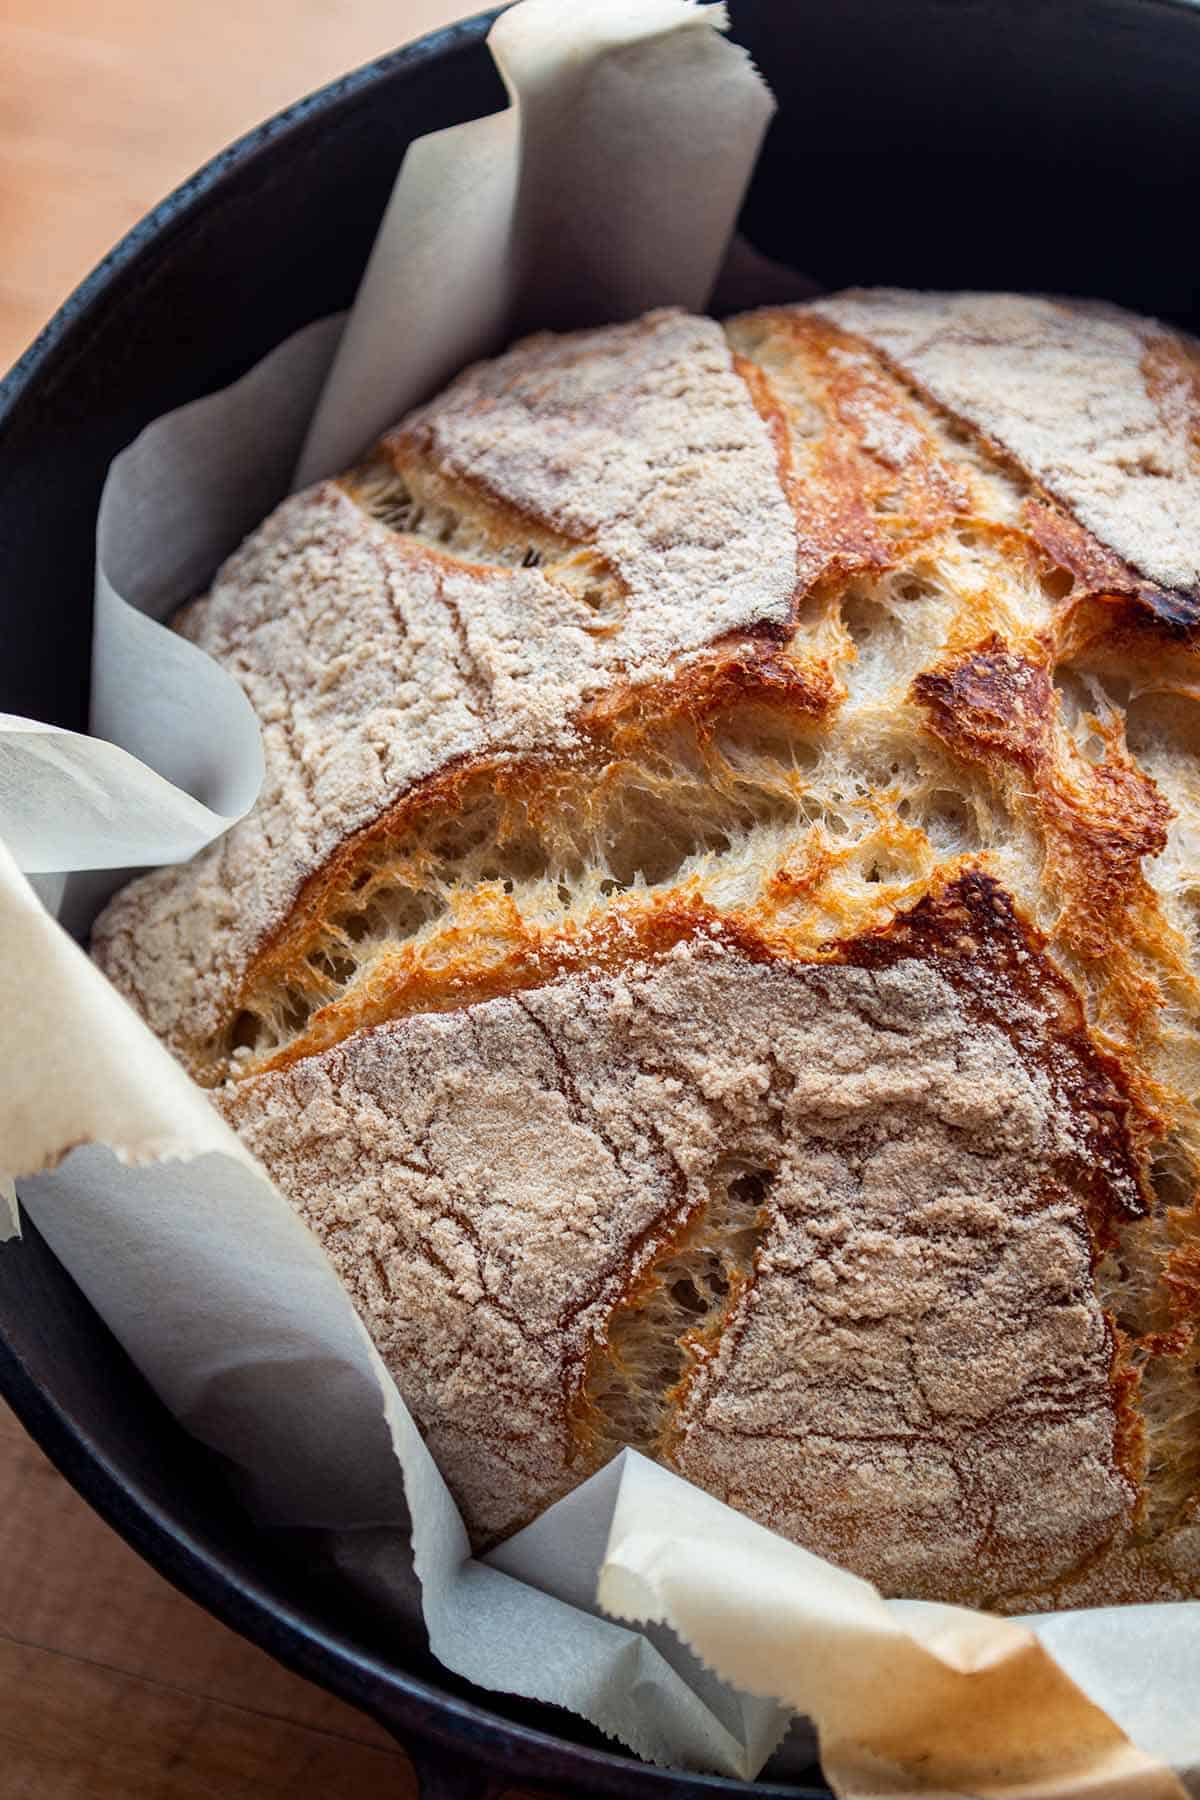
[{"x1": 94, "y1": 293, "x2": 1200, "y2": 1607}]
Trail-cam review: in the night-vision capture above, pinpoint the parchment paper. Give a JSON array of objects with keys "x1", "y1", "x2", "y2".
[{"x1": 2, "y1": 2, "x2": 1198, "y2": 1792}]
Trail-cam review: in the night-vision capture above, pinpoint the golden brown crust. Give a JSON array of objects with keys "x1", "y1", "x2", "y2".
[
  {"x1": 810, "y1": 288, "x2": 1200, "y2": 625},
  {"x1": 727, "y1": 310, "x2": 972, "y2": 599},
  {"x1": 1021, "y1": 494, "x2": 1189, "y2": 631},
  {"x1": 230, "y1": 639, "x2": 842, "y2": 1079},
  {"x1": 911, "y1": 634, "x2": 1184, "y2": 1067},
  {"x1": 93, "y1": 291, "x2": 1200, "y2": 1603}
]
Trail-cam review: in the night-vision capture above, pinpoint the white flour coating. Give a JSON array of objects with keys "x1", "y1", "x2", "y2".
[
  {"x1": 393, "y1": 310, "x2": 798, "y2": 625},
  {"x1": 218, "y1": 940, "x2": 1131, "y2": 1593},
  {"x1": 814, "y1": 289, "x2": 1200, "y2": 596},
  {"x1": 92, "y1": 312, "x2": 796, "y2": 1058}
]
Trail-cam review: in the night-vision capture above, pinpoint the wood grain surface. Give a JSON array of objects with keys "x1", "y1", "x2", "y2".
[
  {"x1": 0, "y1": 0, "x2": 464, "y2": 372},
  {"x1": 0, "y1": 1397, "x2": 422, "y2": 1798},
  {"x1": 0, "y1": 5, "x2": 540, "y2": 1796}
]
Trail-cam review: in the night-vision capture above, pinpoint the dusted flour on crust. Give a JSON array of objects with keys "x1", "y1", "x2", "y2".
[
  {"x1": 219, "y1": 902, "x2": 1153, "y2": 1604},
  {"x1": 92, "y1": 311, "x2": 798, "y2": 1068},
  {"x1": 94, "y1": 291, "x2": 1200, "y2": 1607},
  {"x1": 811, "y1": 290, "x2": 1200, "y2": 618}
]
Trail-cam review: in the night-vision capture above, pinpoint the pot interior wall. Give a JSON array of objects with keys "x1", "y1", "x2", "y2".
[{"x1": 740, "y1": 0, "x2": 1200, "y2": 325}]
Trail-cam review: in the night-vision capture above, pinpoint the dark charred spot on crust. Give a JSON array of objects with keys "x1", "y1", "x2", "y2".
[
  {"x1": 913, "y1": 636, "x2": 1055, "y2": 767},
  {"x1": 913, "y1": 629, "x2": 1178, "y2": 1039},
  {"x1": 834, "y1": 869, "x2": 1157, "y2": 1241},
  {"x1": 912, "y1": 640, "x2": 1171, "y2": 970},
  {"x1": 1024, "y1": 496, "x2": 1200, "y2": 635}
]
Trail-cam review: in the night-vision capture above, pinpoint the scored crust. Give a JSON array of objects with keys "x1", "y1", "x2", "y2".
[
  {"x1": 92, "y1": 291, "x2": 1200, "y2": 1607},
  {"x1": 813, "y1": 290, "x2": 1200, "y2": 621},
  {"x1": 220, "y1": 881, "x2": 1158, "y2": 1604}
]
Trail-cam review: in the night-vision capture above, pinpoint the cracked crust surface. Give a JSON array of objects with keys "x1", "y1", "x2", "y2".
[
  {"x1": 218, "y1": 908, "x2": 1143, "y2": 1599},
  {"x1": 813, "y1": 289, "x2": 1200, "y2": 621},
  {"x1": 93, "y1": 291, "x2": 1200, "y2": 1604},
  {"x1": 94, "y1": 310, "x2": 798, "y2": 1061}
]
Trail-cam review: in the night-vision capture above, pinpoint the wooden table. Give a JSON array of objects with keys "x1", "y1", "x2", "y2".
[
  {"x1": 0, "y1": 5, "x2": 529, "y2": 1793},
  {"x1": 0, "y1": 0, "x2": 462, "y2": 371},
  {"x1": 0, "y1": 1402, "x2": 419, "y2": 1797}
]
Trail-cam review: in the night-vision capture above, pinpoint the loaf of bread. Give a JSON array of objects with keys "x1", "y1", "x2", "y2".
[{"x1": 93, "y1": 292, "x2": 1200, "y2": 1612}]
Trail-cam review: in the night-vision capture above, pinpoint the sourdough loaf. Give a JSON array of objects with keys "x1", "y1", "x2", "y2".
[{"x1": 93, "y1": 293, "x2": 1200, "y2": 1610}]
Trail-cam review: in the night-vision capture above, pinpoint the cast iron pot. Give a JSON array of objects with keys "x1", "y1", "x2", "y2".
[{"x1": 1, "y1": 2, "x2": 1198, "y2": 1793}]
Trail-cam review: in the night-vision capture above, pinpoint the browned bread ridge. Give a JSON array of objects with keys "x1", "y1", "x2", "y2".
[{"x1": 93, "y1": 294, "x2": 1200, "y2": 1610}]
